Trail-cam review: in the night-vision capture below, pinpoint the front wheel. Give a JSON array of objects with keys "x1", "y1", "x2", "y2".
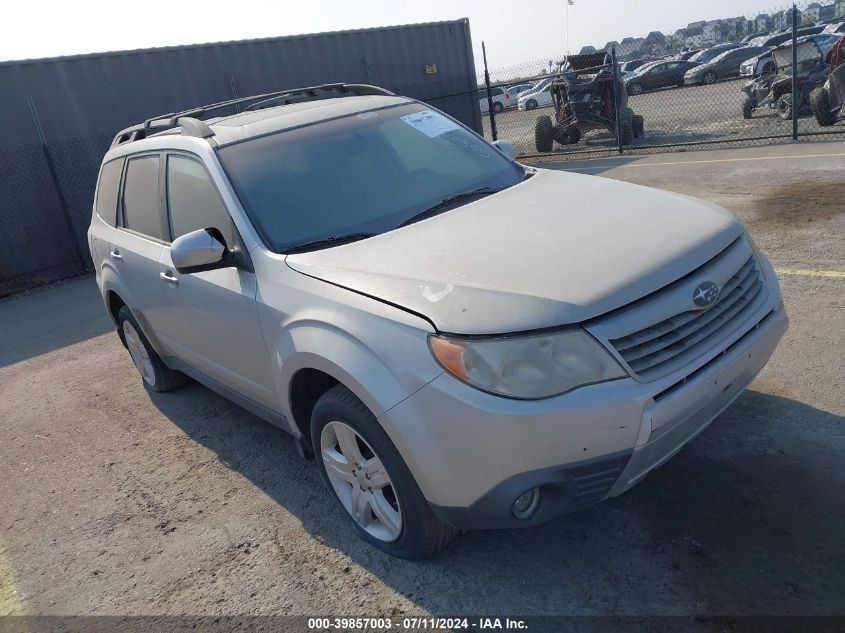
[
  {"x1": 632, "y1": 114, "x2": 644, "y2": 138},
  {"x1": 492, "y1": 101, "x2": 504, "y2": 113},
  {"x1": 535, "y1": 114, "x2": 554, "y2": 152},
  {"x1": 312, "y1": 385, "x2": 457, "y2": 559},
  {"x1": 628, "y1": 82, "x2": 643, "y2": 96},
  {"x1": 810, "y1": 87, "x2": 835, "y2": 126},
  {"x1": 525, "y1": 98, "x2": 538, "y2": 110},
  {"x1": 742, "y1": 96, "x2": 754, "y2": 120},
  {"x1": 703, "y1": 71, "x2": 717, "y2": 85},
  {"x1": 777, "y1": 93, "x2": 793, "y2": 120}
]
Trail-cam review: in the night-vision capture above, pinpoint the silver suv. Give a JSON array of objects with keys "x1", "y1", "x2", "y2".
[{"x1": 89, "y1": 84, "x2": 787, "y2": 559}]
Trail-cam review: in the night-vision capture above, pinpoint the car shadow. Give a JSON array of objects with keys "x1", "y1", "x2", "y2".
[
  {"x1": 0, "y1": 275, "x2": 113, "y2": 368},
  {"x1": 537, "y1": 156, "x2": 643, "y2": 175},
  {"x1": 149, "y1": 385, "x2": 845, "y2": 616}
]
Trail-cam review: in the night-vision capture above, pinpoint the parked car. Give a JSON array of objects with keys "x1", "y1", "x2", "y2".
[
  {"x1": 685, "y1": 45, "x2": 769, "y2": 85},
  {"x1": 742, "y1": 35, "x2": 839, "y2": 119},
  {"x1": 687, "y1": 43, "x2": 740, "y2": 65},
  {"x1": 741, "y1": 32, "x2": 768, "y2": 44},
  {"x1": 507, "y1": 82, "x2": 535, "y2": 97},
  {"x1": 676, "y1": 48, "x2": 704, "y2": 61},
  {"x1": 478, "y1": 86, "x2": 515, "y2": 113},
  {"x1": 823, "y1": 21, "x2": 845, "y2": 35},
  {"x1": 740, "y1": 50, "x2": 776, "y2": 78},
  {"x1": 745, "y1": 27, "x2": 834, "y2": 79},
  {"x1": 751, "y1": 25, "x2": 827, "y2": 49},
  {"x1": 625, "y1": 59, "x2": 700, "y2": 94},
  {"x1": 619, "y1": 58, "x2": 660, "y2": 80},
  {"x1": 88, "y1": 82, "x2": 788, "y2": 559},
  {"x1": 811, "y1": 34, "x2": 845, "y2": 126},
  {"x1": 517, "y1": 78, "x2": 553, "y2": 110}
]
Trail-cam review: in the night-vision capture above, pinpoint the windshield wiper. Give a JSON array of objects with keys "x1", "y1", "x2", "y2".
[
  {"x1": 398, "y1": 187, "x2": 504, "y2": 228},
  {"x1": 284, "y1": 232, "x2": 375, "y2": 254}
]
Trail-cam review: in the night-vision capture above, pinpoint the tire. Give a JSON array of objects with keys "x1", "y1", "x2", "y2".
[
  {"x1": 628, "y1": 82, "x2": 643, "y2": 96},
  {"x1": 117, "y1": 306, "x2": 190, "y2": 392},
  {"x1": 311, "y1": 385, "x2": 457, "y2": 560},
  {"x1": 762, "y1": 62, "x2": 775, "y2": 76},
  {"x1": 810, "y1": 87, "x2": 835, "y2": 126},
  {"x1": 703, "y1": 71, "x2": 717, "y2": 85},
  {"x1": 742, "y1": 96, "x2": 754, "y2": 120},
  {"x1": 777, "y1": 93, "x2": 793, "y2": 120},
  {"x1": 525, "y1": 98, "x2": 538, "y2": 110},
  {"x1": 492, "y1": 101, "x2": 504, "y2": 114},
  {"x1": 632, "y1": 114, "x2": 644, "y2": 138},
  {"x1": 618, "y1": 107, "x2": 634, "y2": 145},
  {"x1": 535, "y1": 115, "x2": 554, "y2": 152}
]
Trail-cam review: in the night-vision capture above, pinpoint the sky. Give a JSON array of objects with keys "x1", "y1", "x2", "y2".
[{"x1": 2, "y1": 0, "x2": 794, "y2": 73}]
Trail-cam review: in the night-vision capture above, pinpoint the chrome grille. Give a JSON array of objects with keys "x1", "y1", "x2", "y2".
[{"x1": 606, "y1": 248, "x2": 766, "y2": 381}]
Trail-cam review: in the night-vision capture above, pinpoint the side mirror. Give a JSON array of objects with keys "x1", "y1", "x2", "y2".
[
  {"x1": 492, "y1": 140, "x2": 516, "y2": 159},
  {"x1": 171, "y1": 228, "x2": 229, "y2": 274}
]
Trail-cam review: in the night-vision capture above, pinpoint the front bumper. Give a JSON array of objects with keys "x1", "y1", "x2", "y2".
[
  {"x1": 684, "y1": 75, "x2": 704, "y2": 85},
  {"x1": 378, "y1": 279, "x2": 787, "y2": 530}
]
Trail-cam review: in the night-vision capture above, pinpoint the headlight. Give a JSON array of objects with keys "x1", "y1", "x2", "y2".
[{"x1": 429, "y1": 329, "x2": 626, "y2": 399}]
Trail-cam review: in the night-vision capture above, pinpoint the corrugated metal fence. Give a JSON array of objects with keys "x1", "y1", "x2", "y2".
[{"x1": 0, "y1": 20, "x2": 480, "y2": 295}]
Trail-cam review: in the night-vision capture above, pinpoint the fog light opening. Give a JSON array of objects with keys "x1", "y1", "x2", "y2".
[{"x1": 512, "y1": 487, "x2": 541, "y2": 519}]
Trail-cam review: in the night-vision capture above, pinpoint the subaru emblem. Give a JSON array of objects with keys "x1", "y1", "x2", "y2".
[{"x1": 692, "y1": 281, "x2": 720, "y2": 308}]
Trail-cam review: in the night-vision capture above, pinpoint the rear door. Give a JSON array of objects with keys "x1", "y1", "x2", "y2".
[
  {"x1": 109, "y1": 153, "x2": 173, "y2": 343},
  {"x1": 157, "y1": 152, "x2": 277, "y2": 408}
]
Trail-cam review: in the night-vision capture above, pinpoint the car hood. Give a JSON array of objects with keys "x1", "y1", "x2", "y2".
[{"x1": 286, "y1": 169, "x2": 742, "y2": 335}]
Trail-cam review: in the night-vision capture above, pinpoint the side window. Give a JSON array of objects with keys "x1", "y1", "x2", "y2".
[
  {"x1": 166, "y1": 155, "x2": 235, "y2": 247},
  {"x1": 492, "y1": 87, "x2": 504, "y2": 96},
  {"x1": 95, "y1": 158, "x2": 123, "y2": 227},
  {"x1": 122, "y1": 155, "x2": 165, "y2": 240}
]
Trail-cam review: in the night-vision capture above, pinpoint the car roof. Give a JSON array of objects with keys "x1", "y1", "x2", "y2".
[{"x1": 112, "y1": 93, "x2": 414, "y2": 153}]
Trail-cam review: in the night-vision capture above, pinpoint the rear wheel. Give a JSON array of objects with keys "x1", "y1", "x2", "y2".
[
  {"x1": 535, "y1": 115, "x2": 554, "y2": 152},
  {"x1": 742, "y1": 96, "x2": 754, "y2": 120},
  {"x1": 777, "y1": 93, "x2": 793, "y2": 120},
  {"x1": 632, "y1": 114, "x2": 644, "y2": 138},
  {"x1": 810, "y1": 87, "x2": 835, "y2": 126},
  {"x1": 618, "y1": 107, "x2": 634, "y2": 145},
  {"x1": 117, "y1": 306, "x2": 189, "y2": 392},
  {"x1": 312, "y1": 385, "x2": 457, "y2": 559}
]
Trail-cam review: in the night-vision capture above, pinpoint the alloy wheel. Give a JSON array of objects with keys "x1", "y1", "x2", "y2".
[
  {"x1": 320, "y1": 420, "x2": 402, "y2": 542},
  {"x1": 122, "y1": 320, "x2": 155, "y2": 387}
]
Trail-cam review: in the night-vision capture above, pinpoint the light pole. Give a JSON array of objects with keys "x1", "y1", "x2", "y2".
[{"x1": 566, "y1": 0, "x2": 574, "y2": 56}]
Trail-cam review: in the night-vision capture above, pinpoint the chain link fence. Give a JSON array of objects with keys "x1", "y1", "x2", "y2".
[
  {"x1": 478, "y1": 1, "x2": 845, "y2": 159},
  {"x1": 2, "y1": 3, "x2": 844, "y2": 295}
]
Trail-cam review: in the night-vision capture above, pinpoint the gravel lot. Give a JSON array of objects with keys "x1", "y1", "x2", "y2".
[
  {"x1": 485, "y1": 79, "x2": 845, "y2": 157},
  {"x1": 1, "y1": 142, "x2": 843, "y2": 620}
]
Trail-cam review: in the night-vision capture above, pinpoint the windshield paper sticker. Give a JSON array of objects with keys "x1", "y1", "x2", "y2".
[{"x1": 400, "y1": 110, "x2": 459, "y2": 138}]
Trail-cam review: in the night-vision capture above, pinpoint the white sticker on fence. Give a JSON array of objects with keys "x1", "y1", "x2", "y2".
[{"x1": 400, "y1": 110, "x2": 459, "y2": 138}]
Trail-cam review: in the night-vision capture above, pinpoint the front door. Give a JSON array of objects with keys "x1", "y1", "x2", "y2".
[{"x1": 158, "y1": 153, "x2": 277, "y2": 409}]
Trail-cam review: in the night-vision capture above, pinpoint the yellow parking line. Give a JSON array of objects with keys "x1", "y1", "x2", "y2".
[
  {"x1": 775, "y1": 268, "x2": 845, "y2": 279},
  {"x1": 568, "y1": 152, "x2": 845, "y2": 170}
]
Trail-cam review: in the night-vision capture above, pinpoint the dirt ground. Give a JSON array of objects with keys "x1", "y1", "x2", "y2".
[{"x1": 1, "y1": 141, "x2": 843, "y2": 619}]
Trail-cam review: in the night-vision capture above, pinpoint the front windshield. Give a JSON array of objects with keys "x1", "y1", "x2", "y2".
[{"x1": 217, "y1": 103, "x2": 524, "y2": 253}]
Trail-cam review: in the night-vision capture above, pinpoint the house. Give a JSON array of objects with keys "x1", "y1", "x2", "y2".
[
  {"x1": 803, "y1": 2, "x2": 822, "y2": 22},
  {"x1": 755, "y1": 13, "x2": 771, "y2": 32},
  {"x1": 837, "y1": 0, "x2": 845, "y2": 17},
  {"x1": 578, "y1": 45, "x2": 597, "y2": 55}
]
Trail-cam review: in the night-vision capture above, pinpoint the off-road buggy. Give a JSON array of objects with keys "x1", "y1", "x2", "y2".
[
  {"x1": 742, "y1": 35, "x2": 839, "y2": 120},
  {"x1": 534, "y1": 52, "x2": 644, "y2": 152},
  {"x1": 810, "y1": 34, "x2": 845, "y2": 126}
]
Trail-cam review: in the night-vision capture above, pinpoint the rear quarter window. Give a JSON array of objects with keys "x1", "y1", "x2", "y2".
[{"x1": 95, "y1": 159, "x2": 123, "y2": 227}]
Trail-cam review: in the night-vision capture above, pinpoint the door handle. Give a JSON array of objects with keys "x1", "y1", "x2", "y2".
[
  {"x1": 110, "y1": 249, "x2": 123, "y2": 261},
  {"x1": 159, "y1": 271, "x2": 179, "y2": 285}
]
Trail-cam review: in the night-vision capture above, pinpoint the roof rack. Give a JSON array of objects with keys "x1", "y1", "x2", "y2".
[{"x1": 110, "y1": 83, "x2": 395, "y2": 148}]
